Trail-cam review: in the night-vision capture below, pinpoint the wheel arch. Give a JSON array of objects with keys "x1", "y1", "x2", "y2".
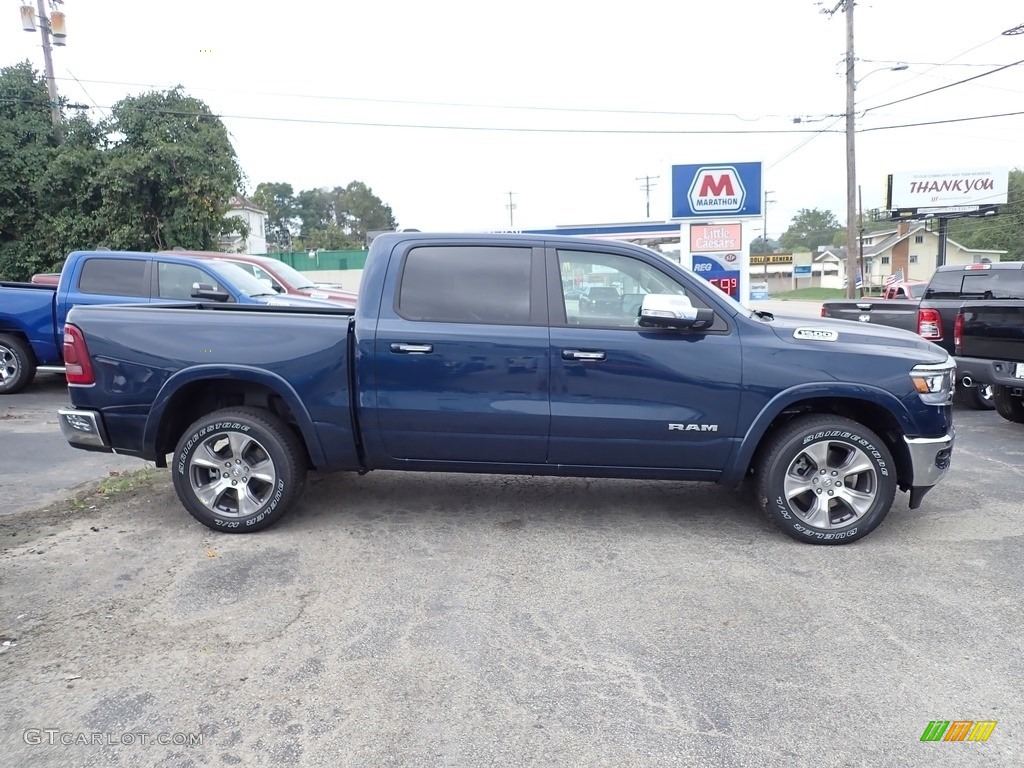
[
  {"x1": 723, "y1": 386, "x2": 914, "y2": 491},
  {"x1": 143, "y1": 366, "x2": 325, "y2": 469}
]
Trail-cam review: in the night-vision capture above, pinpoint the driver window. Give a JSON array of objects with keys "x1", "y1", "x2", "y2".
[
  {"x1": 558, "y1": 249, "x2": 690, "y2": 329},
  {"x1": 157, "y1": 262, "x2": 216, "y2": 300}
]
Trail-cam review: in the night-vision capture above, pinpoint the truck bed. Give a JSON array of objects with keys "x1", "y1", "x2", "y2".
[{"x1": 820, "y1": 299, "x2": 919, "y2": 332}]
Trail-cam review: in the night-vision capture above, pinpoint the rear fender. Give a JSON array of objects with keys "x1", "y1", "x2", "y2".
[{"x1": 142, "y1": 365, "x2": 326, "y2": 466}]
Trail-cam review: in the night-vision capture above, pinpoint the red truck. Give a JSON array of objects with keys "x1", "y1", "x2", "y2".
[{"x1": 162, "y1": 250, "x2": 357, "y2": 307}]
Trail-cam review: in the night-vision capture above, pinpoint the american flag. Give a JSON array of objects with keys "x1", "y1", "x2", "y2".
[
  {"x1": 842, "y1": 269, "x2": 863, "y2": 289},
  {"x1": 885, "y1": 268, "x2": 905, "y2": 286}
]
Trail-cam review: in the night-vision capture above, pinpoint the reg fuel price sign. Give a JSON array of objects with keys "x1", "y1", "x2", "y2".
[{"x1": 692, "y1": 253, "x2": 741, "y2": 300}]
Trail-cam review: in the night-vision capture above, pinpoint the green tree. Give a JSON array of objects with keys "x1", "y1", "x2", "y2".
[
  {"x1": 95, "y1": 88, "x2": 244, "y2": 251},
  {"x1": 0, "y1": 61, "x2": 58, "y2": 279},
  {"x1": 334, "y1": 181, "x2": 397, "y2": 246},
  {"x1": 252, "y1": 181, "x2": 298, "y2": 250},
  {"x1": 780, "y1": 208, "x2": 843, "y2": 252},
  {"x1": 949, "y1": 168, "x2": 1024, "y2": 261},
  {"x1": 749, "y1": 236, "x2": 780, "y2": 255},
  {"x1": 291, "y1": 182, "x2": 398, "y2": 250}
]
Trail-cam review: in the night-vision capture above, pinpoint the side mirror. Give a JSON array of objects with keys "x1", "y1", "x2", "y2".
[
  {"x1": 638, "y1": 294, "x2": 714, "y2": 330},
  {"x1": 191, "y1": 282, "x2": 231, "y2": 302}
]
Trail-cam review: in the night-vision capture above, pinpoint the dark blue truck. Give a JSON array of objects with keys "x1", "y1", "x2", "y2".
[
  {"x1": 58, "y1": 233, "x2": 957, "y2": 544},
  {"x1": 0, "y1": 249, "x2": 338, "y2": 394}
]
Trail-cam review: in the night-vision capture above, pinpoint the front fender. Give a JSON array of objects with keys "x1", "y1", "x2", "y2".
[
  {"x1": 142, "y1": 365, "x2": 326, "y2": 466},
  {"x1": 721, "y1": 382, "x2": 918, "y2": 486}
]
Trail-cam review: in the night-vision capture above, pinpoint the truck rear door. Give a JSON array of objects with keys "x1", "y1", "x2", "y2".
[
  {"x1": 546, "y1": 245, "x2": 741, "y2": 472},
  {"x1": 370, "y1": 242, "x2": 550, "y2": 464}
]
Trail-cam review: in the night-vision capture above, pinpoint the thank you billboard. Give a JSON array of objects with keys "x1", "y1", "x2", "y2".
[{"x1": 672, "y1": 162, "x2": 762, "y2": 218}]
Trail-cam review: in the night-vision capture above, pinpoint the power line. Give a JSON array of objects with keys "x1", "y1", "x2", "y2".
[
  {"x1": 0, "y1": 98, "x2": 843, "y2": 134},
  {"x1": 767, "y1": 116, "x2": 845, "y2": 169},
  {"x1": 47, "y1": 76, "x2": 794, "y2": 122},
  {"x1": 860, "y1": 58, "x2": 1024, "y2": 114},
  {"x1": 860, "y1": 110, "x2": 1024, "y2": 132}
]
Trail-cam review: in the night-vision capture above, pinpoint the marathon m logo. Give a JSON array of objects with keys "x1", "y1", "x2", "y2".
[
  {"x1": 668, "y1": 424, "x2": 719, "y2": 432},
  {"x1": 688, "y1": 166, "x2": 746, "y2": 213},
  {"x1": 920, "y1": 720, "x2": 997, "y2": 742}
]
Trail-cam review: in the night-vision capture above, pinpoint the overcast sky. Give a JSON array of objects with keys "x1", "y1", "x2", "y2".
[{"x1": 4, "y1": 0, "x2": 1022, "y2": 237}]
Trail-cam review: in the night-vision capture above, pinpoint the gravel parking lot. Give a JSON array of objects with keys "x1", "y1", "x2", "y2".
[{"x1": 1, "y1": 317, "x2": 1021, "y2": 767}]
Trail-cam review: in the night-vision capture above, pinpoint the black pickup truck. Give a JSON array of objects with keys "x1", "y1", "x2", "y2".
[
  {"x1": 955, "y1": 297, "x2": 1024, "y2": 425},
  {"x1": 823, "y1": 263, "x2": 1024, "y2": 410}
]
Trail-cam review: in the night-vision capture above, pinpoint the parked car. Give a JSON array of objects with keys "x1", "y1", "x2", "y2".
[
  {"x1": 821, "y1": 263, "x2": 1024, "y2": 410},
  {"x1": 160, "y1": 250, "x2": 358, "y2": 307},
  {"x1": 59, "y1": 232, "x2": 955, "y2": 545},
  {"x1": 955, "y1": 296, "x2": 1024, "y2": 425},
  {"x1": 578, "y1": 285, "x2": 623, "y2": 315},
  {"x1": 0, "y1": 249, "x2": 338, "y2": 394}
]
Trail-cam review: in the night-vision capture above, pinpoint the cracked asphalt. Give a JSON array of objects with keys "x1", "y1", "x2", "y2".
[{"x1": 1, "y1": 352, "x2": 1022, "y2": 766}]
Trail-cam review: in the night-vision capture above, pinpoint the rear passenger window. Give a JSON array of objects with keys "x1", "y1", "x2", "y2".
[
  {"x1": 78, "y1": 258, "x2": 148, "y2": 297},
  {"x1": 398, "y1": 246, "x2": 532, "y2": 324}
]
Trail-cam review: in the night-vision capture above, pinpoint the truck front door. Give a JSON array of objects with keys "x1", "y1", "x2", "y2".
[
  {"x1": 547, "y1": 246, "x2": 742, "y2": 474},
  {"x1": 371, "y1": 242, "x2": 550, "y2": 464}
]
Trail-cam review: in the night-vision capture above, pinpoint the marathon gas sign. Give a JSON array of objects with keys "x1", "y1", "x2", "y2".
[{"x1": 671, "y1": 162, "x2": 762, "y2": 218}]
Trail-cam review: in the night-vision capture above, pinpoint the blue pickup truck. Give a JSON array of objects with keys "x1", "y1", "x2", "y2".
[
  {"x1": 0, "y1": 249, "x2": 337, "y2": 394},
  {"x1": 57, "y1": 233, "x2": 957, "y2": 544}
]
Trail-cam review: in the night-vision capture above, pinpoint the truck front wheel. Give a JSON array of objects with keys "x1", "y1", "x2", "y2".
[
  {"x1": 755, "y1": 415, "x2": 897, "y2": 544},
  {"x1": 172, "y1": 407, "x2": 307, "y2": 533},
  {"x1": 993, "y1": 386, "x2": 1024, "y2": 424},
  {"x1": 0, "y1": 333, "x2": 36, "y2": 395}
]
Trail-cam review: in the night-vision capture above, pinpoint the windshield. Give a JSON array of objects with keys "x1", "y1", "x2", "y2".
[
  {"x1": 205, "y1": 261, "x2": 278, "y2": 297},
  {"x1": 260, "y1": 259, "x2": 316, "y2": 290}
]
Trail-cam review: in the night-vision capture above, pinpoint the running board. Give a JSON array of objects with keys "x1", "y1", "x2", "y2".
[{"x1": 37, "y1": 365, "x2": 66, "y2": 374}]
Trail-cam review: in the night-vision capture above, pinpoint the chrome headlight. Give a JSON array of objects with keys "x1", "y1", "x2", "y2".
[{"x1": 910, "y1": 359, "x2": 956, "y2": 406}]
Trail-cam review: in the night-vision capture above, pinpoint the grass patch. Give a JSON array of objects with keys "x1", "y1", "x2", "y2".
[
  {"x1": 96, "y1": 466, "x2": 160, "y2": 496},
  {"x1": 766, "y1": 287, "x2": 846, "y2": 300}
]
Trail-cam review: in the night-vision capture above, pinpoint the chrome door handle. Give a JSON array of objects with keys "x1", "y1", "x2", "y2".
[
  {"x1": 562, "y1": 349, "x2": 606, "y2": 361},
  {"x1": 390, "y1": 343, "x2": 434, "y2": 354}
]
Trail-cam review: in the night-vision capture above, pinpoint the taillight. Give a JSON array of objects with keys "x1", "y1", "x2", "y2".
[
  {"x1": 917, "y1": 308, "x2": 943, "y2": 340},
  {"x1": 820, "y1": 306, "x2": 826, "y2": 317},
  {"x1": 62, "y1": 324, "x2": 95, "y2": 385},
  {"x1": 953, "y1": 313, "x2": 964, "y2": 353}
]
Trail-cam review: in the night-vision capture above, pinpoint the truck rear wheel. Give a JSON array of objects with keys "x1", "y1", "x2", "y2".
[
  {"x1": 955, "y1": 382, "x2": 995, "y2": 410},
  {"x1": 172, "y1": 407, "x2": 307, "y2": 533},
  {"x1": 993, "y1": 386, "x2": 1024, "y2": 424},
  {"x1": 755, "y1": 415, "x2": 897, "y2": 545},
  {"x1": 0, "y1": 334, "x2": 36, "y2": 395}
]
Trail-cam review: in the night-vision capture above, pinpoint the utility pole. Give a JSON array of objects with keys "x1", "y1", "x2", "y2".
[
  {"x1": 505, "y1": 191, "x2": 517, "y2": 229},
  {"x1": 20, "y1": 0, "x2": 65, "y2": 138},
  {"x1": 843, "y1": 0, "x2": 857, "y2": 299},
  {"x1": 636, "y1": 175, "x2": 660, "y2": 219},
  {"x1": 857, "y1": 185, "x2": 866, "y2": 297},
  {"x1": 761, "y1": 189, "x2": 775, "y2": 282}
]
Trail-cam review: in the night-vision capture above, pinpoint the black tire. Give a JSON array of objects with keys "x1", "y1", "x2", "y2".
[
  {"x1": 0, "y1": 333, "x2": 37, "y2": 395},
  {"x1": 993, "y1": 385, "x2": 1024, "y2": 424},
  {"x1": 955, "y1": 382, "x2": 995, "y2": 411},
  {"x1": 755, "y1": 415, "x2": 897, "y2": 545},
  {"x1": 172, "y1": 407, "x2": 307, "y2": 533}
]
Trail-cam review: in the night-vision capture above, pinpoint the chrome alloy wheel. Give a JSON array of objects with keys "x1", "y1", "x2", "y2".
[
  {"x1": 783, "y1": 440, "x2": 879, "y2": 529},
  {"x1": 0, "y1": 346, "x2": 20, "y2": 385},
  {"x1": 187, "y1": 430, "x2": 278, "y2": 517}
]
